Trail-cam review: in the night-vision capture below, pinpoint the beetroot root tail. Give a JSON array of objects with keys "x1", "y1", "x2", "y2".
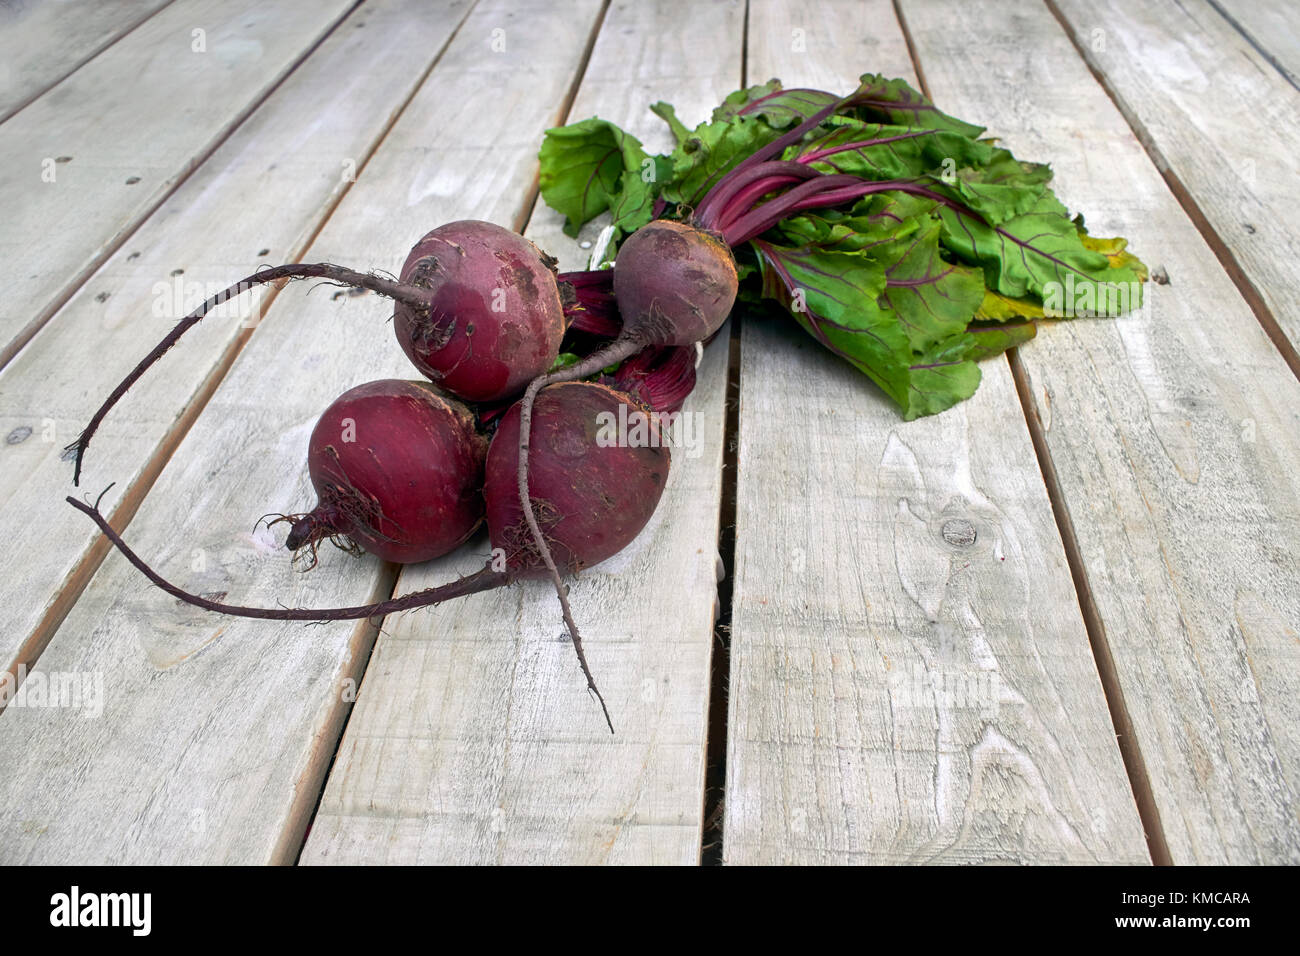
[
  {"x1": 67, "y1": 263, "x2": 434, "y2": 486},
  {"x1": 66, "y1": 492, "x2": 507, "y2": 620},
  {"x1": 516, "y1": 337, "x2": 643, "y2": 736}
]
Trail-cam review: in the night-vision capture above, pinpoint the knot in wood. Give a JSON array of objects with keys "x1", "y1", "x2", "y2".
[{"x1": 941, "y1": 518, "x2": 977, "y2": 548}]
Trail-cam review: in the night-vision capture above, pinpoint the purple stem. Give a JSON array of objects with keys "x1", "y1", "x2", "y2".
[
  {"x1": 719, "y1": 173, "x2": 862, "y2": 246},
  {"x1": 558, "y1": 269, "x2": 614, "y2": 290},
  {"x1": 713, "y1": 174, "x2": 817, "y2": 234},
  {"x1": 66, "y1": 492, "x2": 510, "y2": 621},
  {"x1": 730, "y1": 99, "x2": 841, "y2": 173},
  {"x1": 558, "y1": 269, "x2": 620, "y2": 336},
  {"x1": 687, "y1": 98, "x2": 845, "y2": 217},
  {"x1": 724, "y1": 178, "x2": 974, "y2": 246},
  {"x1": 693, "y1": 161, "x2": 819, "y2": 231}
]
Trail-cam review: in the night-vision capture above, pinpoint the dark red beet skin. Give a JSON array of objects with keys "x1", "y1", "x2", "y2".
[
  {"x1": 484, "y1": 382, "x2": 671, "y2": 577},
  {"x1": 613, "y1": 220, "x2": 739, "y2": 347},
  {"x1": 393, "y1": 220, "x2": 565, "y2": 402},
  {"x1": 290, "y1": 380, "x2": 488, "y2": 564}
]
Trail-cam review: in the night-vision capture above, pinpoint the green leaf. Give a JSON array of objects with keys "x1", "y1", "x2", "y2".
[
  {"x1": 937, "y1": 149, "x2": 1054, "y2": 224},
  {"x1": 873, "y1": 217, "x2": 985, "y2": 352},
  {"x1": 775, "y1": 192, "x2": 930, "y2": 253},
  {"x1": 710, "y1": 80, "x2": 781, "y2": 121},
  {"x1": 963, "y1": 320, "x2": 1037, "y2": 359},
  {"x1": 773, "y1": 201, "x2": 985, "y2": 352},
  {"x1": 749, "y1": 233, "x2": 989, "y2": 418},
  {"x1": 902, "y1": 336, "x2": 983, "y2": 420},
  {"x1": 844, "y1": 73, "x2": 986, "y2": 139},
  {"x1": 935, "y1": 191, "x2": 1145, "y2": 312},
  {"x1": 784, "y1": 119, "x2": 942, "y2": 181},
  {"x1": 537, "y1": 118, "x2": 659, "y2": 237},
  {"x1": 751, "y1": 240, "x2": 909, "y2": 405},
  {"x1": 547, "y1": 352, "x2": 585, "y2": 373},
  {"x1": 649, "y1": 101, "x2": 692, "y2": 146},
  {"x1": 658, "y1": 114, "x2": 785, "y2": 209},
  {"x1": 712, "y1": 81, "x2": 840, "y2": 127},
  {"x1": 900, "y1": 320, "x2": 1035, "y2": 419}
]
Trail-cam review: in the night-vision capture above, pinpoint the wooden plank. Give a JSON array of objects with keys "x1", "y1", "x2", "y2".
[
  {"x1": 0, "y1": 0, "x2": 607, "y2": 865},
  {"x1": 301, "y1": 0, "x2": 742, "y2": 866},
  {"x1": 0, "y1": 0, "x2": 473, "y2": 708},
  {"x1": 901, "y1": 0, "x2": 1300, "y2": 863},
  {"x1": 723, "y1": 0, "x2": 1148, "y2": 864},
  {"x1": 0, "y1": 0, "x2": 358, "y2": 368},
  {"x1": 1209, "y1": 0, "x2": 1300, "y2": 89},
  {"x1": 0, "y1": 0, "x2": 175, "y2": 124},
  {"x1": 1050, "y1": 0, "x2": 1300, "y2": 359}
]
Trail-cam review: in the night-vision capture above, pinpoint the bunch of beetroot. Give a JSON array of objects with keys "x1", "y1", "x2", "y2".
[{"x1": 67, "y1": 74, "x2": 1146, "y2": 732}]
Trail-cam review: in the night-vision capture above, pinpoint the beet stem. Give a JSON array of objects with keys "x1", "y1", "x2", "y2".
[
  {"x1": 722, "y1": 99, "x2": 841, "y2": 183},
  {"x1": 66, "y1": 263, "x2": 433, "y2": 486},
  {"x1": 516, "y1": 336, "x2": 644, "y2": 736},
  {"x1": 693, "y1": 160, "x2": 819, "y2": 231},
  {"x1": 558, "y1": 270, "x2": 621, "y2": 337},
  {"x1": 712, "y1": 174, "x2": 813, "y2": 234},
  {"x1": 66, "y1": 492, "x2": 507, "y2": 620},
  {"x1": 720, "y1": 173, "x2": 863, "y2": 246}
]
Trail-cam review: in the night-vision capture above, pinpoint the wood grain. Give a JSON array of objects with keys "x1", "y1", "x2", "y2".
[
  {"x1": 1050, "y1": 0, "x2": 1300, "y2": 359},
  {"x1": 0, "y1": 0, "x2": 174, "y2": 124},
  {"x1": 1209, "y1": 0, "x2": 1300, "y2": 89},
  {"x1": 722, "y1": 0, "x2": 1148, "y2": 865},
  {"x1": 0, "y1": 0, "x2": 473, "y2": 711},
  {"x1": 301, "y1": 0, "x2": 743, "y2": 866},
  {"x1": 0, "y1": 0, "x2": 357, "y2": 368},
  {"x1": 0, "y1": 0, "x2": 604, "y2": 864},
  {"x1": 902, "y1": 0, "x2": 1300, "y2": 863}
]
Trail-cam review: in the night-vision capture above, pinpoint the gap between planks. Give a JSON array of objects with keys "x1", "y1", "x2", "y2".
[
  {"x1": 285, "y1": 0, "x2": 617, "y2": 864},
  {"x1": 892, "y1": 0, "x2": 1172, "y2": 865},
  {"x1": 1042, "y1": 0, "x2": 1300, "y2": 385},
  {"x1": 296, "y1": 0, "x2": 730, "y2": 865},
  {"x1": 700, "y1": 310, "x2": 743, "y2": 865},
  {"x1": 700, "y1": 0, "x2": 752, "y2": 867},
  {"x1": 0, "y1": 0, "x2": 179, "y2": 126},
  {"x1": 508, "y1": 0, "x2": 615, "y2": 245},
  {"x1": 2, "y1": 0, "x2": 478, "y2": 710},
  {"x1": 0, "y1": 1, "x2": 366, "y2": 373},
  {"x1": 1007, "y1": 349, "x2": 1173, "y2": 866},
  {"x1": 1203, "y1": 0, "x2": 1300, "y2": 93}
]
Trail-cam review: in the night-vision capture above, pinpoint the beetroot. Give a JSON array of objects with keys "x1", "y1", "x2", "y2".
[
  {"x1": 283, "y1": 379, "x2": 487, "y2": 564},
  {"x1": 69, "y1": 378, "x2": 671, "y2": 733},
  {"x1": 67, "y1": 223, "x2": 567, "y2": 483},
  {"x1": 505, "y1": 221, "x2": 729, "y2": 664},
  {"x1": 485, "y1": 381, "x2": 669, "y2": 578},
  {"x1": 393, "y1": 220, "x2": 565, "y2": 402},
  {"x1": 611, "y1": 220, "x2": 738, "y2": 347}
]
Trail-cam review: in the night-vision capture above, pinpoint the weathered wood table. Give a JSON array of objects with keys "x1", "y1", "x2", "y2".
[{"x1": 1, "y1": 0, "x2": 1296, "y2": 865}]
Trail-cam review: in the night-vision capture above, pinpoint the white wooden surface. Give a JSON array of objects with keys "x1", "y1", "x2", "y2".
[
  {"x1": 1, "y1": 0, "x2": 1297, "y2": 867},
  {"x1": 301, "y1": 0, "x2": 741, "y2": 866},
  {"x1": 0, "y1": 0, "x2": 604, "y2": 864},
  {"x1": 0, "y1": 0, "x2": 357, "y2": 367},
  {"x1": 0, "y1": 0, "x2": 173, "y2": 123},
  {"x1": 905, "y1": 0, "x2": 1300, "y2": 863},
  {"x1": 1050, "y1": 0, "x2": 1300, "y2": 361},
  {"x1": 1210, "y1": 0, "x2": 1300, "y2": 88},
  {"x1": 723, "y1": 0, "x2": 1147, "y2": 865},
  {"x1": 0, "y1": 0, "x2": 470, "y2": 716}
]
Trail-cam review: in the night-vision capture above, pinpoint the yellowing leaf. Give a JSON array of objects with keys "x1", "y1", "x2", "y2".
[{"x1": 975, "y1": 288, "x2": 1046, "y2": 321}]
